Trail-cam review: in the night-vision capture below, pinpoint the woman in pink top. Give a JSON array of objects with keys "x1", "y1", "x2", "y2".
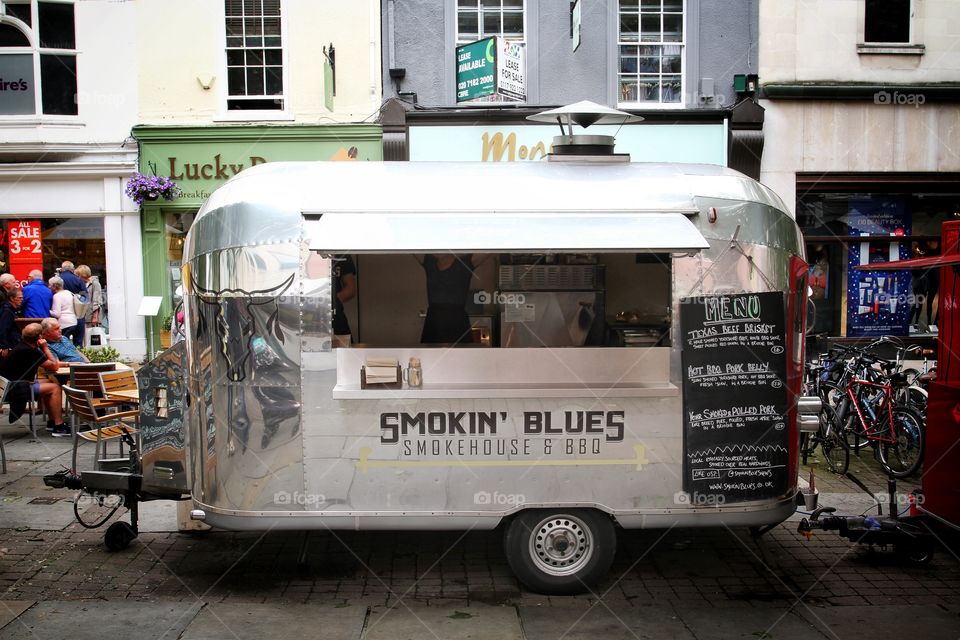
[{"x1": 48, "y1": 276, "x2": 79, "y2": 345}]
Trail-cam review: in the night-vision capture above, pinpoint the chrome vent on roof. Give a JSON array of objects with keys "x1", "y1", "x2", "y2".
[{"x1": 527, "y1": 100, "x2": 643, "y2": 163}]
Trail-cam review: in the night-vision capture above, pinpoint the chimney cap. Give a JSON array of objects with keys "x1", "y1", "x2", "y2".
[{"x1": 526, "y1": 100, "x2": 644, "y2": 129}]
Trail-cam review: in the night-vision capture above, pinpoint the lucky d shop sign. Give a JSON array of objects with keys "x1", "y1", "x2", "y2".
[{"x1": 456, "y1": 37, "x2": 526, "y2": 103}]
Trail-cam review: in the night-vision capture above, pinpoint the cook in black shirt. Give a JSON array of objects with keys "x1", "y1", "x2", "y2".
[
  {"x1": 416, "y1": 254, "x2": 490, "y2": 344},
  {"x1": 332, "y1": 255, "x2": 357, "y2": 347}
]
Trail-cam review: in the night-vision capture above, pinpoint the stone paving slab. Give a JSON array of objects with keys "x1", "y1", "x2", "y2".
[
  {"x1": 796, "y1": 604, "x2": 960, "y2": 639},
  {"x1": 180, "y1": 603, "x2": 367, "y2": 640},
  {"x1": 0, "y1": 496, "x2": 78, "y2": 530},
  {"x1": 0, "y1": 601, "x2": 202, "y2": 640},
  {"x1": 363, "y1": 603, "x2": 522, "y2": 639},
  {"x1": 0, "y1": 432, "x2": 66, "y2": 465},
  {"x1": 0, "y1": 603, "x2": 33, "y2": 632},
  {"x1": 679, "y1": 603, "x2": 828, "y2": 639},
  {"x1": 519, "y1": 604, "x2": 695, "y2": 639}
]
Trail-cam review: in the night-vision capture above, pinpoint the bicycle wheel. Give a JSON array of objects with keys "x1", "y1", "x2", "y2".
[
  {"x1": 841, "y1": 412, "x2": 871, "y2": 452},
  {"x1": 819, "y1": 405, "x2": 849, "y2": 475},
  {"x1": 877, "y1": 406, "x2": 925, "y2": 478}
]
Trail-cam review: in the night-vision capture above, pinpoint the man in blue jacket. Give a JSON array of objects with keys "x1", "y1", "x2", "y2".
[
  {"x1": 58, "y1": 261, "x2": 85, "y2": 346},
  {"x1": 21, "y1": 270, "x2": 52, "y2": 319}
]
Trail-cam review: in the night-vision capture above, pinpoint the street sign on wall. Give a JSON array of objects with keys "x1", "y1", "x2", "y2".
[
  {"x1": 572, "y1": 0, "x2": 582, "y2": 52},
  {"x1": 456, "y1": 37, "x2": 526, "y2": 103}
]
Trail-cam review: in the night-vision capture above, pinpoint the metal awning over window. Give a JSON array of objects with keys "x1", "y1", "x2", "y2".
[{"x1": 306, "y1": 212, "x2": 708, "y2": 254}]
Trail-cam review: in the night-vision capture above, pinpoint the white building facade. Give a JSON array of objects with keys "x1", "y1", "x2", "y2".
[
  {"x1": 0, "y1": 0, "x2": 144, "y2": 356},
  {"x1": 759, "y1": 0, "x2": 960, "y2": 339}
]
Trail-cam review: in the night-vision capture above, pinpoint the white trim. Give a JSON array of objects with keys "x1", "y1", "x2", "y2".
[
  {"x1": 308, "y1": 211, "x2": 708, "y2": 254},
  {"x1": 0, "y1": 118, "x2": 84, "y2": 127},
  {"x1": 213, "y1": 111, "x2": 294, "y2": 122},
  {"x1": 0, "y1": 162, "x2": 135, "y2": 178}
]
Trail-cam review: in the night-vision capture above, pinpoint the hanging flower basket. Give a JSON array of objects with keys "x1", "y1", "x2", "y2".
[{"x1": 125, "y1": 172, "x2": 182, "y2": 206}]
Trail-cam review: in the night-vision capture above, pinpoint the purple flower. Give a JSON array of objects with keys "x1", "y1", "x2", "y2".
[{"x1": 125, "y1": 172, "x2": 183, "y2": 205}]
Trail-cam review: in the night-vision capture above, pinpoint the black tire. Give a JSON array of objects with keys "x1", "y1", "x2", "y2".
[
  {"x1": 819, "y1": 405, "x2": 849, "y2": 475},
  {"x1": 901, "y1": 386, "x2": 927, "y2": 417},
  {"x1": 895, "y1": 539, "x2": 934, "y2": 565},
  {"x1": 877, "y1": 406, "x2": 925, "y2": 478},
  {"x1": 800, "y1": 432, "x2": 818, "y2": 458},
  {"x1": 841, "y1": 413, "x2": 871, "y2": 452},
  {"x1": 105, "y1": 521, "x2": 136, "y2": 551},
  {"x1": 504, "y1": 509, "x2": 615, "y2": 595}
]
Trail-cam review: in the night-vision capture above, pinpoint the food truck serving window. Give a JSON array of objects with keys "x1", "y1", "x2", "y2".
[
  {"x1": 304, "y1": 212, "x2": 703, "y2": 400},
  {"x1": 306, "y1": 212, "x2": 709, "y2": 254}
]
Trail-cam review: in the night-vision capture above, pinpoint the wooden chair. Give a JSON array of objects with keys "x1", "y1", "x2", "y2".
[
  {"x1": 98, "y1": 369, "x2": 138, "y2": 400},
  {"x1": 0, "y1": 374, "x2": 38, "y2": 444},
  {"x1": 61, "y1": 385, "x2": 139, "y2": 472},
  {"x1": 68, "y1": 363, "x2": 124, "y2": 411}
]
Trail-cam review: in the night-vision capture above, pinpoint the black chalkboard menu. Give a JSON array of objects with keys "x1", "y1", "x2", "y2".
[{"x1": 680, "y1": 292, "x2": 789, "y2": 504}]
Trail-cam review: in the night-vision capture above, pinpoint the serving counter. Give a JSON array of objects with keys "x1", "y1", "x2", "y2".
[{"x1": 330, "y1": 347, "x2": 677, "y2": 399}]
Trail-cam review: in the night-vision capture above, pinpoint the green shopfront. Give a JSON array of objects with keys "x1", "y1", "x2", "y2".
[{"x1": 133, "y1": 124, "x2": 382, "y2": 349}]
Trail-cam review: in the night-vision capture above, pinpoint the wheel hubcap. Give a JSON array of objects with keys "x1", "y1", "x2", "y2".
[{"x1": 529, "y1": 514, "x2": 594, "y2": 576}]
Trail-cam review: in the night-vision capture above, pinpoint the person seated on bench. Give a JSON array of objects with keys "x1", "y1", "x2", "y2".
[
  {"x1": 0, "y1": 323, "x2": 67, "y2": 436},
  {"x1": 40, "y1": 318, "x2": 89, "y2": 363}
]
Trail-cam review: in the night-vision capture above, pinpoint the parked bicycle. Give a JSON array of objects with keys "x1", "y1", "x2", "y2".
[{"x1": 833, "y1": 352, "x2": 925, "y2": 478}]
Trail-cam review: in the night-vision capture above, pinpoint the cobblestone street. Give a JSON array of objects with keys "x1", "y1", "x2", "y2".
[{"x1": 1, "y1": 430, "x2": 958, "y2": 638}]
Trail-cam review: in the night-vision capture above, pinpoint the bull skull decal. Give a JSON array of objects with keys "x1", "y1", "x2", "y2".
[{"x1": 190, "y1": 272, "x2": 295, "y2": 382}]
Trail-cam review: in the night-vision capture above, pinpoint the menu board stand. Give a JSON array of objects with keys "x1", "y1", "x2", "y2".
[{"x1": 680, "y1": 292, "x2": 789, "y2": 504}]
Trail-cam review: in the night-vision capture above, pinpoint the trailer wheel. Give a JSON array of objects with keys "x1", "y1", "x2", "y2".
[
  {"x1": 504, "y1": 509, "x2": 615, "y2": 594},
  {"x1": 895, "y1": 539, "x2": 934, "y2": 565},
  {"x1": 105, "y1": 521, "x2": 136, "y2": 551}
]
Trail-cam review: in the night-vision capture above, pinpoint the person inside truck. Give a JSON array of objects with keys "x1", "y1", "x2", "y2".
[
  {"x1": 415, "y1": 254, "x2": 490, "y2": 345},
  {"x1": 332, "y1": 254, "x2": 357, "y2": 347}
]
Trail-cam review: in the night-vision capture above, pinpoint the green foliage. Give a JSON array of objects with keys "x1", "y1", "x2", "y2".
[{"x1": 79, "y1": 346, "x2": 121, "y2": 363}]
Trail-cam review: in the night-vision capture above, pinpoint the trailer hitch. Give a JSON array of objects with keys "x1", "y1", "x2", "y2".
[{"x1": 798, "y1": 506, "x2": 935, "y2": 564}]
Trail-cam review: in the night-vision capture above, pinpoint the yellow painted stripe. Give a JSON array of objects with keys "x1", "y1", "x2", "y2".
[{"x1": 356, "y1": 444, "x2": 649, "y2": 473}]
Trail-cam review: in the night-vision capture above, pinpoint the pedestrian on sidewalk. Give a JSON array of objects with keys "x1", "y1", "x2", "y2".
[
  {"x1": 75, "y1": 265, "x2": 102, "y2": 328},
  {"x1": 48, "y1": 276, "x2": 79, "y2": 346},
  {"x1": 21, "y1": 270, "x2": 52, "y2": 319},
  {"x1": 0, "y1": 273, "x2": 18, "y2": 302},
  {"x1": 0, "y1": 287, "x2": 24, "y2": 359},
  {"x1": 58, "y1": 261, "x2": 86, "y2": 346},
  {"x1": 0, "y1": 322, "x2": 66, "y2": 436}
]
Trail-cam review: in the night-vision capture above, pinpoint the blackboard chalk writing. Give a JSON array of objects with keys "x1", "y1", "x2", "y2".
[
  {"x1": 681, "y1": 292, "x2": 789, "y2": 504},
  {"x1": 688, "y1": 444, "x2": 787, "y2": 457},
  {"x1": 702, "y1": 294, "x2": 761, "y2": 323},
  {"x1": 687, "y1": 406, "x2": 778, "y2": 423},
  {"x1": 688, "y1": 327, "x2": 718, "y2": 340}
]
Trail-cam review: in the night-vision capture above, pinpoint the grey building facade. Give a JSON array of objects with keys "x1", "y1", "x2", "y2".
[{"x1": 380, "y1": 0, "x2": 763, "y2": 174}]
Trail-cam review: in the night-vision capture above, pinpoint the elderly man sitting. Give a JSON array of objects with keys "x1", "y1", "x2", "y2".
[
  {"x1": 0, "y1": 322, "x2": 67, "y2": 436},
  {"x1": 40, "y1": 318, "x2": 89, "y2": 363}
]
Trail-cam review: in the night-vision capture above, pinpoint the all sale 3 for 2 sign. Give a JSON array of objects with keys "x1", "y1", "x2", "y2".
[{"x1": 6, "y1": 220, "x2": 43, "y2": 286}]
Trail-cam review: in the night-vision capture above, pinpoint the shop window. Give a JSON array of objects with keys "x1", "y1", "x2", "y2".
[
  {"x1": 864, "y1": 0, "x2": 910, "y2": 44},
  {"x1": 0, "y1": 1, "x2": 78, "y2": 116},
  {"x1": 798, "y1": 191, "x2": 959, "y2": 338},
  {"x1": 224, "y1": 0, "x2": 284, "y2": 111},
  {"x1": 0, "y1": 217, "x2": 106, "y2": 296},
  {"x1": 456, "y1": 0, "x2": 525, "y2": 45},
  {"x1": 618, "y1": 0, "x2": 684, "y2": 106}
]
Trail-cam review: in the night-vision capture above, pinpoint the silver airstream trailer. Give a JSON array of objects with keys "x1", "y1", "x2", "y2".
[{"x1": 88, "y1": 151, "x2": 819, "y2": 594}]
